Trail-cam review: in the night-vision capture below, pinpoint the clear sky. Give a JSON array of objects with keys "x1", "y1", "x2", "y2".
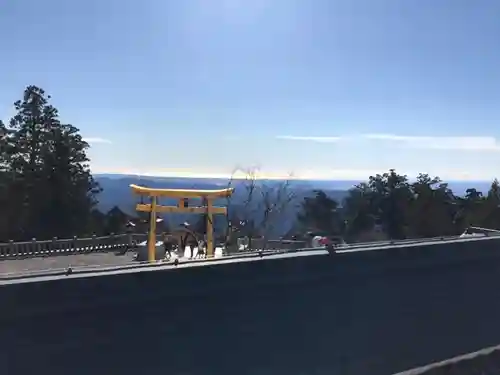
[{"x1": 1, "y1": 0, "x2": 500, "y2": 181}]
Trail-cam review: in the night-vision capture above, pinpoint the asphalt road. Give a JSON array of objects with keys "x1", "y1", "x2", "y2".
[
  {"x1": 0, "y1": 251, "x2": 137, "y2": 275},
  {"x1": 0, "y1": 245, "x2": 226, "y2": 275}
]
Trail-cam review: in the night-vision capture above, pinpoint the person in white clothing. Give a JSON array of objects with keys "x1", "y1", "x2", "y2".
[
  {"x1": 311, "y1": 235, "x2": 325, "y2": 248},
  {"x1": 306, "y1": 232, "x2": 326, "y2": 248}
]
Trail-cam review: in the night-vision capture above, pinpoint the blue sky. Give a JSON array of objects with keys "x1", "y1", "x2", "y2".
[{"x1": 1, "y1": 0, "x2": 500, "y2": 181}]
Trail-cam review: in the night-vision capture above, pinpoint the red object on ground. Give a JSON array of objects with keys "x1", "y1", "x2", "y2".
[{"x1": 319, "y1": 237, "x2": 329, "y2": 246}]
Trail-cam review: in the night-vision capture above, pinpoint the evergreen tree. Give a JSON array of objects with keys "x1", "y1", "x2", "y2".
[
  {"x1": 408, "y1": 174, "x2": 457, "y2": 237},
  {"x1": 0, "y1": 120, "x2": 11, "y2": 240},
  {"x1": 104, "y1": 206, "x2": 131, "y2": 235},
  {"x1": 3, "y1": 85, "x2": 101, "y2": 240},
  {"x1": 342, "y1": 183, "x2": 377, "y2": 240},
  {"x1": 3, "y1": 86, "x2": 51, "y2": 239},
  {"x1": 41, "y1": 123, "x2": 101, "y2": 237},
  {"x1": 297, "y1": 190, "x2": 342, "y2": 235}
]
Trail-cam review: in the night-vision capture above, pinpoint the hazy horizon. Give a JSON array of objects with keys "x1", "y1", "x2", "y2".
[{"x1": 93, "y1": 170, "x2": 500, "y2": 183}]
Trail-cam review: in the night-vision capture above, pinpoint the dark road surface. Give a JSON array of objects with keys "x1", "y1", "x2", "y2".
[{"x1": 0, "y1": 251, "x2": 136, "y2": 275}]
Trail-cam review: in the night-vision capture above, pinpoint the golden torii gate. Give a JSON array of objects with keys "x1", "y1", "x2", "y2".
[{"x1": 130, "y1": 184, "x2": 234, "y2": 262}]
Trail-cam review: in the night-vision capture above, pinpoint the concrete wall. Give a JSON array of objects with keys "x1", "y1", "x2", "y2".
[{"x1": 2, "y1": 237, "x2": 500, "y2": 375}]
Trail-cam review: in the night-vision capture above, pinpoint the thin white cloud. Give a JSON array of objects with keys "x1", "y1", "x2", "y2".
[
  {"x1": 362, "y1": 133, "x2": 500, "y2": 151},
  {"x1": 276, "y1": 135, "x2": 343, "y2": 143},
  {"x1": 276, "y1": 133, "x2": 500, "y2": 151},
  {"x1": 84, "y1": 137, "x2": 112, "y2": 144}
]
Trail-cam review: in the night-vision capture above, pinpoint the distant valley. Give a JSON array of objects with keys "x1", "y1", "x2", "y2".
[
  {"x1": 95, "y1": 174, "x2": 349, "y2": 233},
  {"x1": 94, "y1": 174, "x2": 496, "y2": 235}
]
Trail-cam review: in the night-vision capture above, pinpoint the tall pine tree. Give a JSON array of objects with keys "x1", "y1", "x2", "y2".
[
  {"x1": 3, "y1": 85, "x2": 101, "y2": 239},
  {"x1": 0, "y1": 120, "x2": 12, "y2": 240}
]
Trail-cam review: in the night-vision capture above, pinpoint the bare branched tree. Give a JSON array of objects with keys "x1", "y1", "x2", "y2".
[
  {"x1": 221, "y1": 167, "x2": 256, "y2": 253},
  {"x1": 223, "y1": 167, "x2": 296, "y2": 252},
  {"x1": 257, "y1": 177, "x2": 296, "y2": 249}
]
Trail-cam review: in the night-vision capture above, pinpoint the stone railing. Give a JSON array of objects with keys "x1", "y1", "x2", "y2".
[
  {"x1": 0, "y1": 234, "x2": 308, "y2": 260},
  {"x1": 238, "y1": 238, "x2": 307, "y2": 251},
  {"x1": 0, "y1": 234, "x2": 130, "y2": 259},
  {"x1": 5, "y1": 230, "x2": 492, "y2": 261}
]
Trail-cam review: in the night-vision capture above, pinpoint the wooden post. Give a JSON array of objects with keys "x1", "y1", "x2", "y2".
[
  {"x1": 206, "y1": 198, "x2": 214, "y2": 258},
  {"x1": 148, "y1": 196, "x2": 157, "y2": 262}
]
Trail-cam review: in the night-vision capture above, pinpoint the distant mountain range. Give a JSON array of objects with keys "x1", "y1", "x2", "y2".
[
  {"x1": 95, "y1": 174, "x2": 495, "y2": 210},
  {"x1": 94, "y1": 174, "x2": 496, "y2": 236},
  {"x1": 95, "y1": 174, "x2": 351, "y2": 235},
  {"x1": 96, "y1": 174, "x2": 354, "y2": 206}
]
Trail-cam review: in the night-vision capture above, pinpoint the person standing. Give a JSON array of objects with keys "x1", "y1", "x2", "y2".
[
  {"x1": 180, "y1": 222, "x2": 198, "y2": 259},
  {"x1": 162, "y1": 232, "x2": 173, "y2": 260}
]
